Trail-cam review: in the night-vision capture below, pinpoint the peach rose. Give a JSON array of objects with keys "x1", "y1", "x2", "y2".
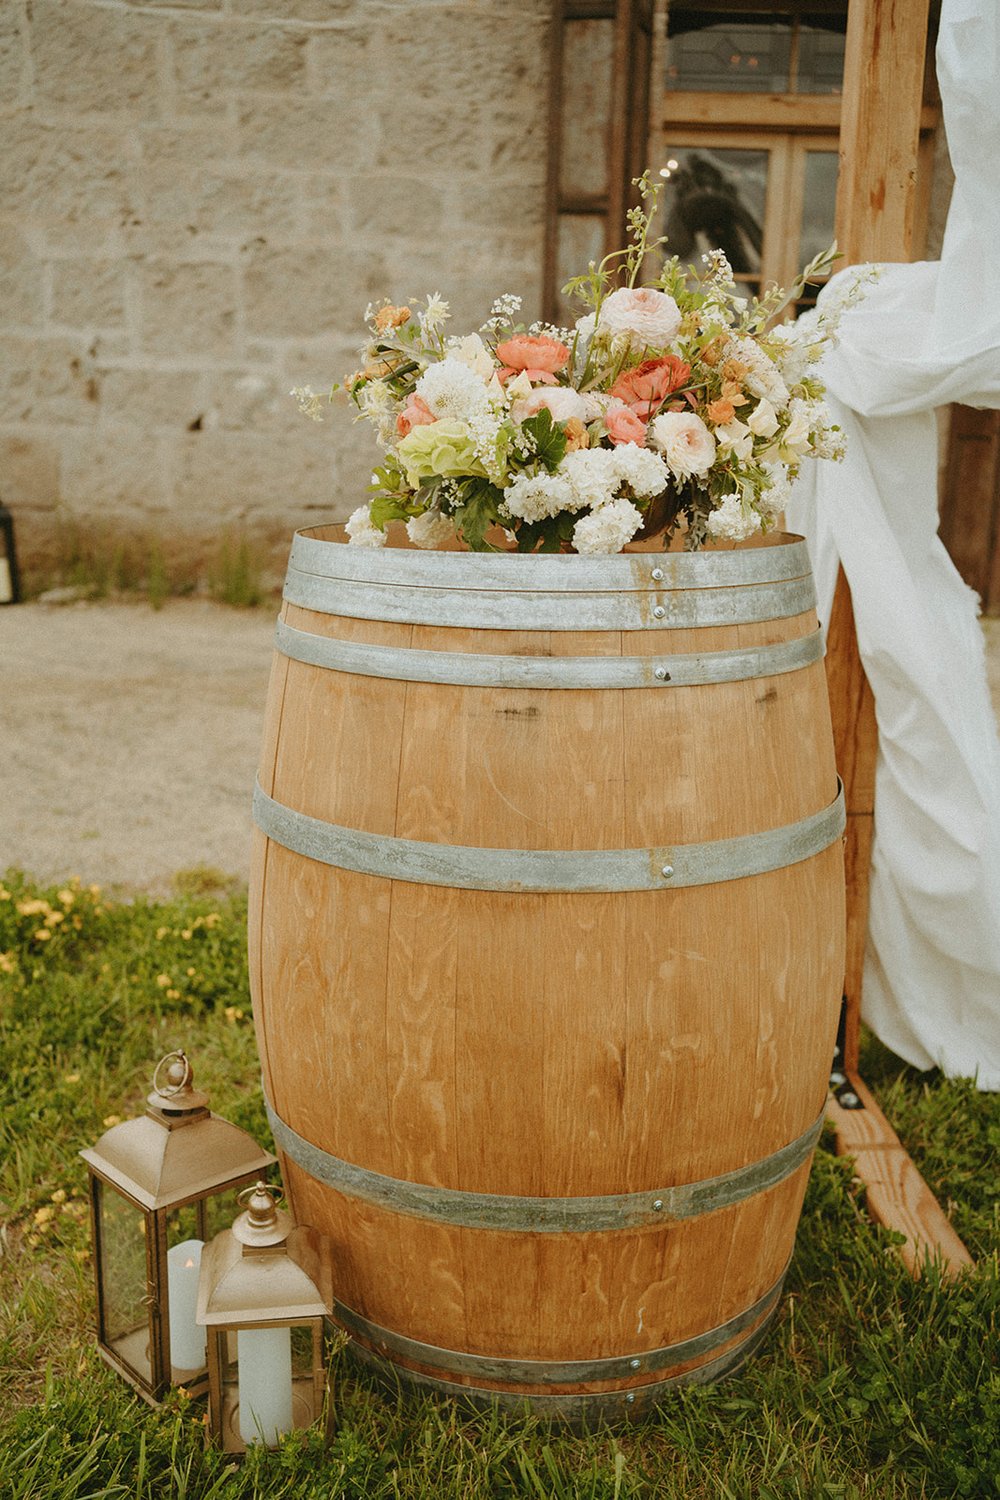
[
  {"x1": 604, "y1": 405, "x2": 648, "y2": 446},
  {"x1": 610, "y1": 356, "x2": 691, "y2": 419},
  {"x1": 396, "y1": 393, "x2": 436, "y2": 437},
  {"x1": 495, "y1": 334, "x2": 570, "y2": 385}
]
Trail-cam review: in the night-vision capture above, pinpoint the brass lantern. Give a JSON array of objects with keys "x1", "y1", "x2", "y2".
[
  {"x1": 197, "y1": 1183, "x2": 334, "y2": 1452},
  {"x1": 79, "y1": 1051, "x2": 276, "y2": 1405}
]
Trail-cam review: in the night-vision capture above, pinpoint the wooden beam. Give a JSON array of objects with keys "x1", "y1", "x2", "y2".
[{"x1": 827, "y1": 1078, "x2": 974, "y2": 1278}]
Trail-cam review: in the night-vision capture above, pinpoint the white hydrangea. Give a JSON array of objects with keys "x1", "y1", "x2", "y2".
[
  {"x1": 416, "y1": 355, "x2": 492, "y2": 419},
  {"x1": 705, "y1": 493, "x2": 762, "y2": 542},
  {"x1": 558, "y1": 447, "x2": 621, "y2": 510},
  {"x1": 345, "y1": 504, "x2": 387, "y2": 548},
  {"x1": 502, "y1": 471, "x2": 577, "y2": 522},
  {"x1": 612, "y1": 443, "x2": 670, "y2": 499},
  {"x1": 406, "y1": 508, "x2": 456, "y2": 549},
  {"x1": 724, "y1": 335, "x2": 790, "y2": 408},
  {"x1": 758, "y1": 462, "x2": 793, "y2": 518},
  {"x1": 572, "y1": 497, "x2": 644, "y2": 555}
]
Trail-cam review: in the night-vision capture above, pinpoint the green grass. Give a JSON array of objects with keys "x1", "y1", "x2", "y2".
[{"x1": 1, "y1": 871, "x2": 997, "y2": 1499}]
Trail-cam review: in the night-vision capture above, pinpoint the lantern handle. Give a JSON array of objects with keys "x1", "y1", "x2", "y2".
[
  {"x1": 152, "y1": 1050, "x2": 193, "y2": 1098},
  {"x1": 237, "y1": 1181, "x2": 284, "y2": 1210}
]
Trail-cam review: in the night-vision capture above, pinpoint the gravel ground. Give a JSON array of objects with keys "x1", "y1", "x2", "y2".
[{"x1": 2, "y1": 599, "x2": 999, "y2": 894}]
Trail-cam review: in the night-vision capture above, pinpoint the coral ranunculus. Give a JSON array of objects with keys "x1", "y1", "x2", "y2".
[
  {"x1": 495, "y1": 334, "x2": 571, "y2": 385},
  {"x1": 604, "y1": 405, "x2": 648, "y2": 446},
  {"x1": 610, "y1": 356, "x2": 691, "y2": 419},
  {"x1": 396, "y1": 393, "x2": 436, "y2": 437}
]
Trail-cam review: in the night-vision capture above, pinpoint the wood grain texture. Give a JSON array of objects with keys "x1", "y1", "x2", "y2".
[
  {"x1": 248, "y1": 532, "x2": 846, "y2": 1399},
  {"x1": 827, "y1": 1075, "x2": 974, "y2": 1279}
]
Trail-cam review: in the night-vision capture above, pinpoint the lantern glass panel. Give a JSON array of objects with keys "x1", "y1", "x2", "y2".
[
  {"x1": 96, "y1": 1180, "x2": 153, "y2": 1385},
  {"x1": 209, "y1": 1321, "x2": 324, "y2": 1453}
]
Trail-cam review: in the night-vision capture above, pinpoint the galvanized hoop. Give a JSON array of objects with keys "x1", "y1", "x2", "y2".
[
  {"x1": 273, "y1": 618, "x2": 825, "y2": 690},
  {"x1": 332, "y1": 1263, "x2": 789, "y2": 1386},
  {"x1": 265, "y1": 1095, "x2": 824, "y2": 1233},
  {"x1": 253, "y1": 780, "x2": 845, "y2": 895}
]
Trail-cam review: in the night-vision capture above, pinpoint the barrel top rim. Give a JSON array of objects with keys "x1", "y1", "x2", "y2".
[{"x1": 289, "y1": 526, "x2": 812, "y2": 592}]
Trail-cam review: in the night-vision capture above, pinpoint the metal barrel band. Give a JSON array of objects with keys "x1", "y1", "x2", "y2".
[
  {"x1": 266, "y1": 1097, "x2": 823, "y2": 1233},
  {"x1": 253, "y1": 780, "x2": 845, "y2": 895},
  {"x1": 345, "y1": 1310, "x2": 779, "y2": 1419},
  {"x1": 274, "y1": 618, "x2": 825, "y2": 691},
  {"x1": 331, "y1": 1264, "x2": 788, "y2": 1386},
  {"x1": 282, "y1": 567, "x2": 817, "y2": 631},
  {"x1": 290, "y1": 529, "x2": 814, "y2": 592}
]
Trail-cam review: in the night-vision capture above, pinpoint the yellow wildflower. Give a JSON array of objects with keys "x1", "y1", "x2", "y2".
[
  {"x1": 166, "y1": 988, "x2": 181, "y2": 1000},
  {"x1": 156, "y1": 974, "x2": 171, "y2": 988},
  {"x1": 64, "y1": 1073, "x2": 81, "y2": 1084},
  {"x1": 156, "y1": 927, "x2": 169, "y2": 941},
  {"x1": 88, "y1": 884, "x2": 101, "y2": 897},
  {"x1": 58, "y1": 889, "x2": 75, "y2": 907},
  {"x1": 34, "y1": 929, "x2": 52, "y2": 942},
  {"x1": 0, "y1": 953, "x2": 15, "y2": 973},
  {"x1": 18, "y1": 898, "x2": 49, "y2": 916},
  {"x1": 34, "y1": 1205, "x2": 55, "y2": 1225},
  {"x1": 186, "y1": 967, "x2": 196, "y2": 977},
  {"x1": 181, "y1": 929, "x2": 192, "y2": 940},
  {"x1": 102, "y1": 1115, "x2": 122, "y2": 1128},
  {"x1": 51, "y1": 1189, "x2": 67, "y2": 1204},
  {"x1": 44, "y1": 910, "x2": 65, "y2": 927}
]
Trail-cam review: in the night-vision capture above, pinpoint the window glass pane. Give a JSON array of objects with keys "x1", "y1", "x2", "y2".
[
  {"x1": 660, "y1": 149, "x2": 768, "y2": 276},
  {"x1": 666, "y1": 13, "x2": 793, "y2": 94},
  {"x1": 799, "y1": 150, "x2": 838, "y2": 266},
  {"x1": 560, "y1": 19, "x2": 614, "y2": 198},
  {"x1": 795, "y1": 20, "x2": 847, "y2": 95},
  {"x1": 555, "y1": 213, "x2": 605, "y2": 327}
]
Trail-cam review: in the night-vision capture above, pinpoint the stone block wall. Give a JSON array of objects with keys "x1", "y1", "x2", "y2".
[{"x1": 0, "y1": 0, "x2": 552, "y2": 581}]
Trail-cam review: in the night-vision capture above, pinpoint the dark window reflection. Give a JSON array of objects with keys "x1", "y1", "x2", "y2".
[
  {"x1": 666, "y1": 8, "x2": 846, "y2": 96},
  {"x1": 662, "y1": 150, "x2": 767, "y2": 276}
]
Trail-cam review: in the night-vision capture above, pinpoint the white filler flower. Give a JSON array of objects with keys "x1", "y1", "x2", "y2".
[
  {"x1": 572, "y1": 497, "x2": 644, "y2": 554},
  {"x1": 345, "y1": 504, "x2": 387, "y2": 547},
  {"x1": 706, "y1": 493, "x2": 761, "y2": 542},
  {"x1": 406, "y1": 509, "x2": 456, "y2": 548}
]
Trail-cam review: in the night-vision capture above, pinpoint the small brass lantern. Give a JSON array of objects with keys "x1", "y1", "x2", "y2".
[
  {"x1": 79, "y1": 1051, "x2": 275, "y2": 1405},
  {"x1": 197, "y1": 1182, "x2": 334, "y2": 1452}
]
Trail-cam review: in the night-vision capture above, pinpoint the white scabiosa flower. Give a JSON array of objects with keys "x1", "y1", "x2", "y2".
[
  {"x1": 596, "y1": 287, "x2": 682, "y2": 350},
  {"x1": 417, "y1": 356, "x2": 492, "y2": 419},
  {"x1": 612, "y1": 444, "x2": 670, "y2": 499},
  {"x1": 723, "y1": 336, "x2": 790, "y2": 408},
  {"x1": 648, "y1": 411, "x2": 717, "y2": 478},
  {"x1": 345, "y1": 504, "x2": 387, "y2": 547},
  {"x1": 502, "y1": 471, "x2": 577, "y2": 522},
  {"x1": 705, "y1": 493, "x2": 762, "y2": 542},
  {"x1": 406, "y1": 509, "x2": 456, "y2": 549},
  {"x1": 572, "y1": 497, "x2": 644, "y2": 555}
]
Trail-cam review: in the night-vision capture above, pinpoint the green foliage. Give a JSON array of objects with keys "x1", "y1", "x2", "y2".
[
  {"x1": 452, "y1": 480, "x2": 505, "y2": 552},
  {"x1": 520, "y1": 407, "x2": 568, "y2": 473},
  {"x1": 1, "y1": 874, "x2": 998, "y2": 1498},
  {"x1": 209, "y1": 537, "x2": 265, "y2": 609}
]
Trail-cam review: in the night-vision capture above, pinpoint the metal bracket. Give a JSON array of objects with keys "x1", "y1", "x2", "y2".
[{"x1": 829, "y1": 995, "x2": 864, "y2": 1109}]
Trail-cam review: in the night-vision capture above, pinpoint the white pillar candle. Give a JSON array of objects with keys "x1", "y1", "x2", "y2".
[
  {"x1": 167, "y1": 1239, "x2": 206, "y2": 1372},
  {"x1": 0, "y1": 558, "x2": 11, "y2": 604},
  {"x1": 237, "y1": 1327, "x2": 293, "y2": 1445}
]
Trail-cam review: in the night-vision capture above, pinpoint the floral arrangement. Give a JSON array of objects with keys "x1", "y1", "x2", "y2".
[{"x1": 295, "y1": 175, "x2": 870, "y2": 555}]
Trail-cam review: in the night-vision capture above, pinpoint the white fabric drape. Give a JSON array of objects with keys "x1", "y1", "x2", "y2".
[{"x1": 786, "y1": 0, "x2": 1000, "y2": 1088}]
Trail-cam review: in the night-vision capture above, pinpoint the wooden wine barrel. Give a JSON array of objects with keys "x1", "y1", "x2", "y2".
[{"x1": 248, "y1": 524, "x2": 845, "y2": 1419}]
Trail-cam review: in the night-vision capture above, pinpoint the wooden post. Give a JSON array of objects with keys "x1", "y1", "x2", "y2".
[{"x1": 827, "y1": 0, "x2": 973, "y2": 1276}]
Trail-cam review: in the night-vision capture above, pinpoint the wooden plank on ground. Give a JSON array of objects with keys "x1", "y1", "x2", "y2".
[{"x1": 827, "y1": 1075, "x2": 974, "y2": 1279}]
